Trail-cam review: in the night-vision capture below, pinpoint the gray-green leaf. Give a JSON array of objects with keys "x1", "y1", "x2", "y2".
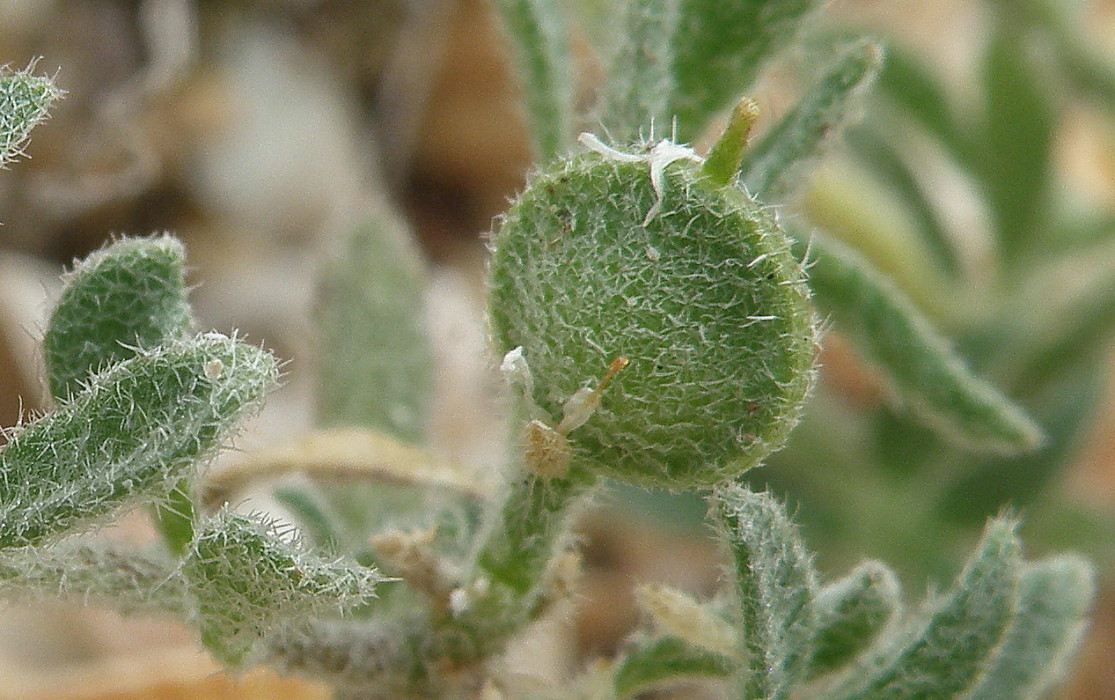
[
  {"x1": 491, "y1": 0, "x2": 574, "y2": 161},
  {"x1": 799, "y1": 230, "x2": 1043, "y2": 453},
  {"x1": 594, "y1": 0, "x2": 678, "y2": 142},
  {"x1": 669, "y1": 0, "x2": 821, "y2": 141},
  {"x1": 831, "y1": 518, "x2": 1022, "y2": 699},
  {"x1": 0, "y1": 333, "x2": 276, "y2": 550},
  {"x1": 43, "y1": 235, "x2": 193, "y2": 401},
  {"x1": 316, "y1": 209, "x2": 432, "y2": 442},
  {"x1": 0, "y1": 539, "x2": 186, "y2": 616},
  {"x1": 741, "y1": 39, "x2": 882, "y2": 203},
  {"x1": 184, "y1": 508, "x2": 382, "y2": 667},
  {"x1": 712, "y1": 485, "x2": 819, "y2": 700},
  {"x1": 809, "y1": 560, "x2": 902, "y2": 678},
  {"x1": 963, "y1": 555, "x2": 1094, "y2": 700}
]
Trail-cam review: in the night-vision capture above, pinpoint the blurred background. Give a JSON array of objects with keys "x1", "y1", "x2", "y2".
[{"x1": 0, "y1": 0, "x2": 1113, "y2": 697}]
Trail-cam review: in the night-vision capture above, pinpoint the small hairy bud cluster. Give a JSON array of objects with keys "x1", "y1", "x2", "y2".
[{"x1": 0, "y1": 67, "x2": 60, "y2": 166}]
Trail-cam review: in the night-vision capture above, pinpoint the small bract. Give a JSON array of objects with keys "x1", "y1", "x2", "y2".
[{"x1": 488, "y1": 140, "x2": 817, "y2": 488}]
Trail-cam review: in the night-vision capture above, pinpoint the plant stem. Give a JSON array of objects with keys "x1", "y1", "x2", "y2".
[
  {"x1": 456, "y1": 465, "x2": 598, "y2": 649},
  {"x1": 474, "y1": 467, "x2": 596, "y2": 594}
]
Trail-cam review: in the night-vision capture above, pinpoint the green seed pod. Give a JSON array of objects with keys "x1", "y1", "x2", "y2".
[{"x1": 487, "y1": 140, "x2": 816, "y2": 488}]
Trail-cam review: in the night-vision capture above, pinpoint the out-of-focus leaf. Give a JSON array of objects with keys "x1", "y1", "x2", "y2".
[
  {"x1": 845, "y1": 126, "x2": 962, "y2": 278},
  {"x1": 741, "y1": 39, "x2": 882, "y2": 203},
  {"x1": 490, "y1": 0, "x2": 574, "y2": 160},
  {"x1": 594, "y1": 0, "x2": 678, "y2": 142},
  {"x1": 798, "y1": 230, "x2": 1043, "y2": 453},
  {"x1": 979, "y1": 10, "x2": 1057, "y2": 263},
  {"x1": 874, "y1": 44, "x2": 971, "y2": 167},
  {"x1": 316, "y1": 209, "x2": 432, "y2": 443},
  {"x1": 0, "y1": 67, "x2": 59, "y2": 166},
  {"x1": 668, "y1": 0, "x2": 821, "y2": 141}
]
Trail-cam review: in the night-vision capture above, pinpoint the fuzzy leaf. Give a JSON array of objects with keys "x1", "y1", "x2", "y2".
[
  {"x1": 184, "y1": 508, "x2": 382, "y2": 667},
  {"x1": 963, "y1": 555, "x2": 1094, "y2": 700},
  {"x1": 41, "y1": 236, "x2": 199, "y2": 553},
  {"x1": 489, "y1": 147, "x2": 816, "y2": 488},
  {"x1": 0, "y1": 333, "x2": 276, "y2": 550},
  {"x1": 845, "y1": 127, "x2": 961, "y2": 278},
  {"x1": 741, "y1": 39, "x2": 882, "y2": 203},
  {"x1": 613, "y1": 635, "x2": 735, "y2": 699},
  {"x1": 713, "y1": 486, "x2": 819, "y2": 700},
  {"x1": 669, "y1": 0, "x2": 821, "y2": 141},
  {"x1": 979, "y1": 10, "x2": 1056, "y2": 261},
  {"x1": 491, "y1": 0, "x2": 574, "y2": 161},
  {"x1": 800, "y1": 230, "x2": 1043, "y2": 453},
  {"x1": 594, "y1": 0, "x2": 678, "y2": 141},
  {"x1": 808, "y1": 560, "x2": 902, "y2": 677},
  {"x1": 0, "y1": 539, "x2": 186, "y2": 616},
  {"x1": 314, "y1": 206, "x2": 436, "y2": 558},
  {"x1": 262, "y1": 619, "x2": 427, "y2": 693},
  {"x1": 316, "y1": 210, "x2": 432, "y2": 442},
  {"x1": 0, "y1": 67, "x2": 59, "y2": 166},
  {"x1": 42, "y1": 235, "x2": 193, "y2": 401},
  {"x1": 832, "y1": 518, "x2": 1022, "y2": 699},
  {"x1": 873, "y1": 44, "x2": 971, "y2": 167}
]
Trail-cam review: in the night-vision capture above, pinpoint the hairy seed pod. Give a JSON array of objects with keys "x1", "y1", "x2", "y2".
[{"x1": 488, "y1": 144, "x2": 816, "y2": 488}]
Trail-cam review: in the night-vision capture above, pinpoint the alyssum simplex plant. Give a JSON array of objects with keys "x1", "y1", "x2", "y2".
[{"x1": 0, "y1": 1, "x2": 1097, "y2": 698}]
